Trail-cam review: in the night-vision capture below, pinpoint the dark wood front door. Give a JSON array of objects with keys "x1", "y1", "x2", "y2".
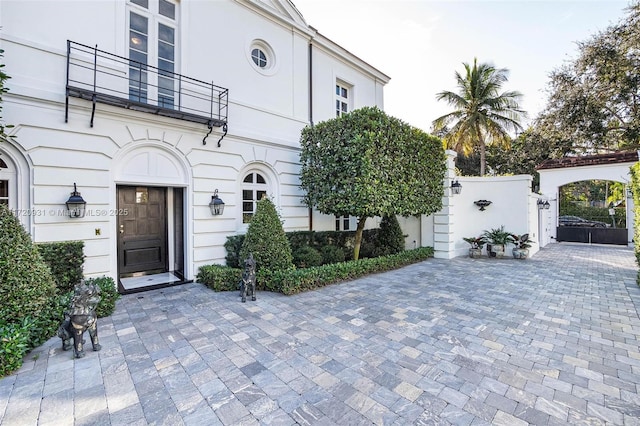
[{"x1": 117, "y1": 186, "x2": 167, "y2": 275}]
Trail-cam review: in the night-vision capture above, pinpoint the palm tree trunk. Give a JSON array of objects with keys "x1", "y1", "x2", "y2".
[
  {"x1": 477, "y1": 123, "x2": 486, "y2": 176},
  {"x1": 479, "y1": 142, "x2": 486, "y2": 176}
]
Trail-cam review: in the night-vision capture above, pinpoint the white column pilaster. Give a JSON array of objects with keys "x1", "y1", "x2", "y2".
[{"x1": 434, "y1": 150, "x2": 458, "y2": 259}]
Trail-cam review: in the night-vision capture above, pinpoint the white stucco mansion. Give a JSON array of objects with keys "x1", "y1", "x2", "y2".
[{"x1": 0, "y1": 0, "x2": 390, "y2": 290}]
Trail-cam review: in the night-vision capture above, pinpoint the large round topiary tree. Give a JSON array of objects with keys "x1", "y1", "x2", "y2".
[
  {"x1": 0, "y1": 204, "x2": 58, "y2": 344},
  {"x1": 300, "y1": 106, "x2": 446, "y2": 260},
  {"x1": 239, "y1": 197, "x2": 293, "y2": 274}
]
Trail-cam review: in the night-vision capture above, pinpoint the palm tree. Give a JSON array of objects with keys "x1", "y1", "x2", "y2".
[{"x1": 433, "y1": 58, "x2": 526, "y2": 176}]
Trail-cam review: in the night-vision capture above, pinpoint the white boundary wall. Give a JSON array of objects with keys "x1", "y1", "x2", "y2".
[{"x1": 405, "y1": 151, "x2": 541, "y2": 259}]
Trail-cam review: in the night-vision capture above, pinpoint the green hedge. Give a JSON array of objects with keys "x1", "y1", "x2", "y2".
[
  {"x1": 266, "y1": 246, "x2": 433, "y2": 295},
  {"x1": 0, "y1": 318, "x2": 33, "y2": 377},
  {"x1": 198, "y1": 246, "x2": 434, "y2": 296},
  {"x1": 0, "y1": 204, "x2": 59, "y2": 377},
  {"x1": 197, "y1": 264, "x2": 242, "y2": 292},
  {"x1": 225, "y1": 228, "x2": 399, "y2": 269},
  {"x1": 37, "y1": 241, "x2": 84, "y2": 294},
  {"x1": 88, "y1": 276, "x2": 120, "y2": 318}
]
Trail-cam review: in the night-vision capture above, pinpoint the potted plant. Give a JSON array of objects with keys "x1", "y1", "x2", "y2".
[
  {"x1": 510, "y1": 233, "x2": 533, "y2": 259},
  {"x1": 482, "y1": 226, "x2": 511, "y2": 258},
  {"x1": 463, "y1": 236, "x2": 485, "y2": 258}
]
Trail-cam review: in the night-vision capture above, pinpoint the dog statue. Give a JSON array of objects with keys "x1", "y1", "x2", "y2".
[
  {"x1": 57, "y1": 280, "x2": 102, "y2": 358},
  {"x1": 240, "y1": 253, "x2": 257, "y2": 303}
]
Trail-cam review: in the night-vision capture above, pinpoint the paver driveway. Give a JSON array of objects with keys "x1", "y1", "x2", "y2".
[{"x1": 1, "y1": 243, "x2": 639, "y2": 425}]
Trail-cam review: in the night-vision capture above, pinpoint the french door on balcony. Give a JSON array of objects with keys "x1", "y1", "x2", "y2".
[{"x1": 128, "y1": 0, "x2": 177, "y2": 109}]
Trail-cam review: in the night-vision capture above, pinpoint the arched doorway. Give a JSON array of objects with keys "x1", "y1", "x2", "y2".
[
  {"x1": 537, "y1": 152, "x2": 637, "y2": 247},
  {"x1": 113, "y1": 144, "x2": 191, "y2": 292}
]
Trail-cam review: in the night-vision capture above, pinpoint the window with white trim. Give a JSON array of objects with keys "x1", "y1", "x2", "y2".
[
  {"x1": 242, "y1": 172, "x2": 268, "y2": 223},
  {"x1": 336, "y1": 82, "x2": 350, "y2": 117},
  {"x1": 128, "y1": 0, "x2": 177, "y2": 108},
  {"x1": 335, "y1": 215, "x2": 353, "y2": 231},
  {"x1": 248, "y1": 40, "x2": 276, "y2": 75}
]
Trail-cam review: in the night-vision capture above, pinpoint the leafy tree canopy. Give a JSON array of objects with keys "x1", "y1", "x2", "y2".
[
  {"x1": 300, "y1": 106, "x2": 445, "y2": 259},
  {"x1": 485, "y1": 127, "x2": 572, "y2": 188},
  {"x1": 535, "y1": 1, "x2": 640, "y2": 153}
]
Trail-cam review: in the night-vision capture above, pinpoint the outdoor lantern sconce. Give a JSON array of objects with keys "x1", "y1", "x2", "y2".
[
  {"x1": 537, "y1": 199, "x2": 550, "y2": 210},
  {"x1": 209, "y1": 189, "x2": 225, "y2": 216},
  {"x1": 474, "y1": 199, "x2": 492, "y2": 211},
  {"x1": 66, "y1": 183, "x2": 87, "y2": 218},
  {"x1": 451, "y1": 180, "x2": 462, "y2": 195}
]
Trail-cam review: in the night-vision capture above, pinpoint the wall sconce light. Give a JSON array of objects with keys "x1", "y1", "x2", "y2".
[
  {"x1": 474, "y1": 199, "x2": 492, "y2": 211},
  {"x1": 451, "y1": 180, "x2": 462, "y2": 195},
  {"x1": 209, "y1": 189, "x2": 225, "y2": 216},
  {"x1": 66, "y1": 183, "x2": 87, "y2": 218},
  {"x1": 537, "y1": 199, "x2": 550, "y2": 210}
]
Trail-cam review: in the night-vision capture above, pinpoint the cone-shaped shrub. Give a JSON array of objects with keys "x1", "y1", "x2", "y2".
[
  {"x1": 0, "y1": 204, "x2": 57, "y2": 347},
  {"x1": 240, "y1": 197, "x2": 293, "y2": 273},
  {"x1": 374, "y1": 214, "x2": 405, "y2": 256}
]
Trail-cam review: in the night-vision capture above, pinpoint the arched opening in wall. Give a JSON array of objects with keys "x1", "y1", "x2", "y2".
[
  {"x1": 0, "y1": 158, "x2": 9, "y2": 206},
  {"x1": 114, "y1": 145, "x2": 191, "y2": 293},
  {"x1": 557, "y1": 179, "x2": 628, "y2": 244}
]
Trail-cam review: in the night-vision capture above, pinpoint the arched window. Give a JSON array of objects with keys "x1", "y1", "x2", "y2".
[
  {"x1": 242, "y1": 172, "x2": 267, "y2": 223},
  {"x1": 0, "y1": 158, "x2": 8, "y2": 205}
]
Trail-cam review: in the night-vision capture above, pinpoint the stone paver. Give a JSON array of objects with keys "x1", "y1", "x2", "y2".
[{"x1": 1, "y1": 243, "x2": 639, "y2": 425}]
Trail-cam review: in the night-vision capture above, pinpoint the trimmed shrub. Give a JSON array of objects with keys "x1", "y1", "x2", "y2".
[
  {"x1": 293, "y1": 245, "x2": 322, "y2": 268},
  {"x1": 373, "y1": 215, "x2": 405, "y2": 257},
  {"x1": 358, "y1": 234, "x2": 377, "y2": 259},
  {"x1": 0, "y1": 204, "x2": 57, "y2": 344},
  {"x1": 55, "y1": 277, "x2": 119, "y2": 330},
  {"x1": 197, "y1": 264, "x2": 242, "y2": 292},
  {"x1": 224, "y1": 235, "x2": 244, "y2": 268},
  {"x1": 320, "y1": 245, "x2": 345, "y2": 265},
  {"x1": 37, "y1": 241, "x2": 84, "y2": 294},
  {"x1": 86, "y1": 277, "x2": 120, "y2": 318},
  {"x1": 239, "y1": 197, "x2": 294, "y2": 274},
  {"x1": 267, "y1": 246, "x2": 434, "y2": 295},
  {"x1": 226, "y1": 227, "x2": 409, "y2": 268},
  {"x1": 287, "y1": 231, "x2": 314, "y2": 251},
  {"x1": 0, "y1": 318, "x2": 33, "y2": 377}
]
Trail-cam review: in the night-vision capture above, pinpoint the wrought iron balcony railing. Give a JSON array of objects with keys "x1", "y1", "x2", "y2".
[{"x1": 65, "y1": 40, "x2": 228, "y2": 138}]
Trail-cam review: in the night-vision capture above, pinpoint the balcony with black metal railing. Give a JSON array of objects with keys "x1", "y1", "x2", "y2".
[{"x1": 65, "y1": 40, "x2": 228, "y2": 143}]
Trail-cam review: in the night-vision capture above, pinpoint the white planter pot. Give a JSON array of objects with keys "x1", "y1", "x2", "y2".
[{"x1": 512, "y1": 248, "x2": 529, "y2": 259}]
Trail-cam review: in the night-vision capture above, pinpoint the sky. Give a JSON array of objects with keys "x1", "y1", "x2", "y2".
[{"x1": 292, "y1": 0, "x2": 630, "y2": 132}]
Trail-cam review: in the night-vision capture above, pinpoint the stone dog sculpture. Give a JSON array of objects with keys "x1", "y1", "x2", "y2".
[
  {"x1": 57, "y1": 280, "x2": 102, "y2": 358},
  {"x1": 239, "y1": 253, "x2": 257, "y2": 303}
]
